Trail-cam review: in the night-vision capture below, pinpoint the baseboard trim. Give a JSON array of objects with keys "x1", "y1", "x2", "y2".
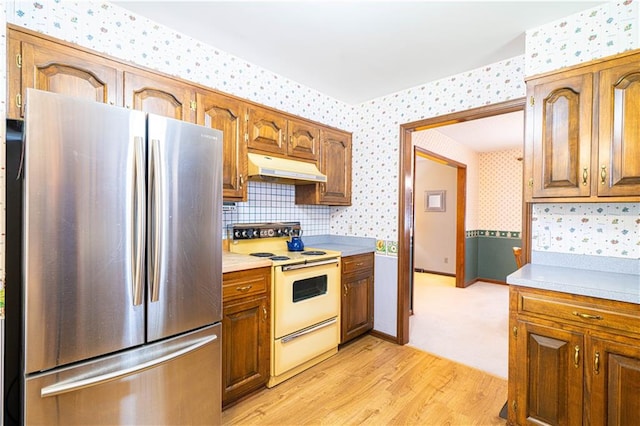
[
  {"x1": 370, "y1": 330, "x2": 398, "y2": 344},
  {"x1": 414, "y1": 268, "x2": 455, "y2": 277},
  {"x1": 476, "y1": 277, "x2": 508, "y2": 285}
]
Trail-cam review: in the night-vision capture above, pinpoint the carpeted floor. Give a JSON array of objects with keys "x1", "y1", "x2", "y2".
[{"x1": 408, "y1": 272, "x2": 509, "y2": 379}]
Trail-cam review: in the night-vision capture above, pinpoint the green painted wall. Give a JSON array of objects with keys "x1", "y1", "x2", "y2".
[
  {"x1": 477, "y1": 236, "x2": 522, "y2": 282},
  {"x1": 465, "y1": 236, "x2": 478, "y2": 283}
]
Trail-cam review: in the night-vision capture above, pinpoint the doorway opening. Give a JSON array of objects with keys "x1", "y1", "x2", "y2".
[{"x1": 396, "y1": 98, "x2": 525, "y2": 344}]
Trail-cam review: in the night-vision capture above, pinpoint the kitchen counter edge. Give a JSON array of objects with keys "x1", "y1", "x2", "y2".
[
  {"x1": 222, "y1": 251, "x2": 272, "y2": 274},
  {"x1": 507, "y1": 263, "x2": 640, "y2": 304}
]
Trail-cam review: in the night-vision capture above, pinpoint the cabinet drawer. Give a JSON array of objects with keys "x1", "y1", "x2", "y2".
[
  {"x1": 223, "y1": 267, "x2": 270, "y2": 302},
  {"x1": 518, "y1": 291, "x2": 640, "y2": 337},
  {"x1": 342, "y1": 253, "x2": 374, "y2": 275}
]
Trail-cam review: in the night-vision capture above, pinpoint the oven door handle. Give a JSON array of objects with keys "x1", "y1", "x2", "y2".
[
  {"x1": 280, "y1": 318, "x2": 337, "y2": 344},
  {"x1": 281, "y1": 258, "x2": 339, "y2": 271}
]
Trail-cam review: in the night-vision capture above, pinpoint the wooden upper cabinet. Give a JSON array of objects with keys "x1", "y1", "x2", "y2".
[
  {"x1": 197, "y1": 92, "x2": 247, "y2": 201},
  {"x1": 321, "y1": 128, "x2": 352, "y2": 204},
  {"x1": 124, "y1": 70, "x2": 195, "y2": 122},
  {"x1": 246, "y1": 105, "x2": 287, "y2": 156},
  {"x1": 9, "y1": 33, "x2": 120, "y2": 118},
  {"x1": 295, "y1": 128, "x2": 352, "y2": 205},
  {"x1": 526, "y1": 49, "x2": 640, "y2": 201},
  {"x1": 597, "y1": 62, "x2": 640, "y2": 196},
  {"x1": 287, "y1": 117, "x2": 320, "y2": 161},
  {"x1": 530, "y1": 73, "x2": 593, "y2": 198},
  {"x1": 247, "y1": 106, "x2": 321, "y2": 162}
]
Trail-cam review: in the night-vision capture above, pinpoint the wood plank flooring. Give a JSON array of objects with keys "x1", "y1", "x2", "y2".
[{"x1": 222, "y1": 335, "x2": 508, "y2": 425}]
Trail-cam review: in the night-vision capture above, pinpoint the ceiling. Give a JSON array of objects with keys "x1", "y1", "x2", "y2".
[{"x1": 112, "y1": 1, "x2": 602, "y2": 151}]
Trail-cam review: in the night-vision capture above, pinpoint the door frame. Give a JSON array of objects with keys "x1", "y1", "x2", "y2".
[{"x1": 397, "y1": 97, "x2": 526, "y2": 344}]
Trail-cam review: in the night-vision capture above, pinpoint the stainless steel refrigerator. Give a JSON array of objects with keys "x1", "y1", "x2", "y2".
[{"x1": 4, "y1": 89, "x2": 223, "y2": 425}]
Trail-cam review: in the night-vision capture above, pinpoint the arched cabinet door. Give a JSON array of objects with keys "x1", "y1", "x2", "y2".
[
  {"x1": 530, "y1": 73, "x2": 593, "y2": 198},
  {"x1": 12, "y1": 35, "x2": 120, "y2": 118},
  {"x1": 598, "y1": 64, "x2": 640, "y2": 196},
  {"x1": 197, "y1": 92, "x2": 247, "y2": 201},
  {"x1": 124, "y1": 70, "x2": 195, "y2": 122}
]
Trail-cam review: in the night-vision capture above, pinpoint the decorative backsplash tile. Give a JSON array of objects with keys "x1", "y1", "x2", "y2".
[
  {"x1": 222, "y1": 182, "x2": 329, "y2": 237},
  {"x1": 532, "y1": 203, "x2": 640, "y2": 259}
]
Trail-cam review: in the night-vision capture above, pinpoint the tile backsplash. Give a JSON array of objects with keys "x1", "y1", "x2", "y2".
[
  {"x1": 531, "y1": 203, "x2": 640, "y2": 259},
  {"x1": 222, "y1": 181, "x2": 330, "y2": 237}
]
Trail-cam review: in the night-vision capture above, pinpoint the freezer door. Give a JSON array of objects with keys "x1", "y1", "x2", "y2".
[
  {"x1": 25, "y1": 324, "x2": 221, "y2": 425},
  {"x1": 147, "y1": 114, "x2": 222, "y2": 341},
  {"x1": 23, "y1": 90, "x2": 147, "y2": 374}
]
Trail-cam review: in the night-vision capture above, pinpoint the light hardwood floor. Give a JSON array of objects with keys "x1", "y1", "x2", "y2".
[{"x1": 222, "y1": 335, "x2": 507, "y2": 425}]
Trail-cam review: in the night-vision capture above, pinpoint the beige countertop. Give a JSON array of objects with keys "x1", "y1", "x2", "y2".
[{"x1": 222, "y1": 251, "x2": 272, "y2": 274}]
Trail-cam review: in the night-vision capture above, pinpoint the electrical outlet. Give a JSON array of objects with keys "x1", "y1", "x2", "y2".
[
  {"x1": 348, "y1": 223, "x2": 353, "y2": 234},
  {"x1": 444, "y1": 257, "x2": 448, "y2": 264}
]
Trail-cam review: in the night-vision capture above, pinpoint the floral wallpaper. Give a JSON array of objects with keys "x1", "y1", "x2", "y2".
[
  {"x1": 526, "y1": 0, "x2": 639, "y2": 76},
  {"x1": 478, "y1": 148, "x2": 523, "y2": 232},
  {"x1": 532, "y1": 203, "x2": 640, "y2": 259}
]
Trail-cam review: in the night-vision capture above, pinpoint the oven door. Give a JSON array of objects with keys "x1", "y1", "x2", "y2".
[{"x1": 273, "y1": 258, "x2": 340, "y2": 338}]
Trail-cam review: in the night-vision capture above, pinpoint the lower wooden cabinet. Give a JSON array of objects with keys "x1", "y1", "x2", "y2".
[
  {"x1": 340, "y1": 253, "x2": 374, "y2": 344},
  {"x1": 509, "y1": 286, "x2": 640, "y2": 426},
  {"x1": 222, "y1": 267, "x2": 271, "y2": 407}
]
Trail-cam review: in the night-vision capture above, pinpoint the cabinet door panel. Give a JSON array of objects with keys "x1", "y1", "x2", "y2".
[
  {"x1": 598, "y1": 65, "x2": 640, "y2": 196},
  {"x1": 19, "y1": 39, "x2": 119, "y2": 117},
  {"x1": 222, "y1": 295, "x2": 269, "y2": 406},
  {"x1": 197, "y1": 92, "x2": 246, "y2": 201},
  {"x1": 124, "y1": 71, "x2": 194, "y2": 122},
  {"x1": 515, "y1": 321, "x2": 583, "y2": 426},
  {"x1": 288, "y1": 118, "x2": 320, "y2": 161},
  {"x1": 322, "y1": 129, "x2": 352, "y2": 204},
  {"x1": 588, "y1": 337, "x2": 640, "y2": 426},
  {"x1": 531, "y1": 74, "x2": 592, "y2": 197},
  {"x1": 247, "y1": 106, "x2": 287, "y2": 156},
  {"x1": 341, "y1": 273, "x2": 374, "y2": 343}
]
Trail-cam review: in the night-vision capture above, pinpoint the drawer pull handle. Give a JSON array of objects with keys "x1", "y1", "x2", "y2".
[
  {"x1": 343, "y1": 284, "x2": 349, "y2": 296},
  {"x1": 236, "y1": 285, "x2": 252, "y2": 293},
  {"x1": 574, "y1": 345, "x2": 580, "y2": 368},
  {"x1": 594, "y1": 351, "x2": 600, "y2": 375},
  {"x1": 572, "y1": 311, "x2": 603, "y2": 320},
  {"x1": 262, "y1": 305, "x2": 268, "y2": 321}
]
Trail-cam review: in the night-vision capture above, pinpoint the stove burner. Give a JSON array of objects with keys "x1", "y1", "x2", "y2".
[
  {"x1": 250, "y1": 252, "x2": 275, "y2": 258},
  {"x1": 301, "y1": 250, "x2": 326, "y2": 256},
  {"x1": 270, "y1": 256, "x2": 290, "y2": 261}
]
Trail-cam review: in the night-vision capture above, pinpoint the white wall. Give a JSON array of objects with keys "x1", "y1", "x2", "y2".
[{"x1": 414, "y1": 157, "x2": 457, "y2": 274}]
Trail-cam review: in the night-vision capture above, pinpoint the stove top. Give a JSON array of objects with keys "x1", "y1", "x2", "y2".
[{"x1": 229, "y1": 223, "x2": 340, "y2": 266}]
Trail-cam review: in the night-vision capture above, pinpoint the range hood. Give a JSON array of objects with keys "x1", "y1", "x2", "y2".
[{"x1": 247, "y1": 153, "x2": 327, "y2": 184}]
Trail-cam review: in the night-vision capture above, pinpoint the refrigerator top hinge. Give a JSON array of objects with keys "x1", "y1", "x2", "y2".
[{"x1": 16, "y1": 53, "x2": 22, "y2": 69}]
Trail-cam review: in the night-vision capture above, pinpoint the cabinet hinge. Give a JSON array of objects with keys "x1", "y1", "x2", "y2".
[
  {"x1": 512, "y1": 326, "x2": 518, "y2": 338},
  {"x1": 189, "y1": 100, "x2": 196, "y2": 111},
  {"x1": 245, "y1": 113, "x2": 249, "y2": 122},
  {"x1": 512, "y1": 400, "x2": 518, "y2": 412},
  {"x1": 16, "y1": 53, "x2": 22, "y2": 69},
  {"x1": 529, "y1": 96, "x2": 535, "y2": 106},
  {"x1": 244, "y1": 133, "x2": 248, "y2": 143}
]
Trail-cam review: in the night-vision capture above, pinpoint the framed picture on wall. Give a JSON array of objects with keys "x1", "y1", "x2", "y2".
[{"x1": 425, "y1": 190, "x2": 446, "y2": 212}]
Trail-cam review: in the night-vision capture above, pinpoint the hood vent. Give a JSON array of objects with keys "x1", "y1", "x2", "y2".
[{"x1": 247, "y1": 153, "x2": 327, "y2": 185}]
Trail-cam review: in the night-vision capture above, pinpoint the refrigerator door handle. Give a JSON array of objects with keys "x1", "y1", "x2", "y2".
[
  {"x1": 149, "y1": 138, "x2": 164, "y2": 302},
  {"x1": 132, "y1": 136, "x2": 146, "y2": 306},
  {"x1": 40, "y1": 334, "x2": 218, "y2": 398}
]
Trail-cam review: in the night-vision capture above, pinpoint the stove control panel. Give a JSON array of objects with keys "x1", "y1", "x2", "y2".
[{"x1": 231, "y1": 222, "x2": 301, "y2": 240}]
